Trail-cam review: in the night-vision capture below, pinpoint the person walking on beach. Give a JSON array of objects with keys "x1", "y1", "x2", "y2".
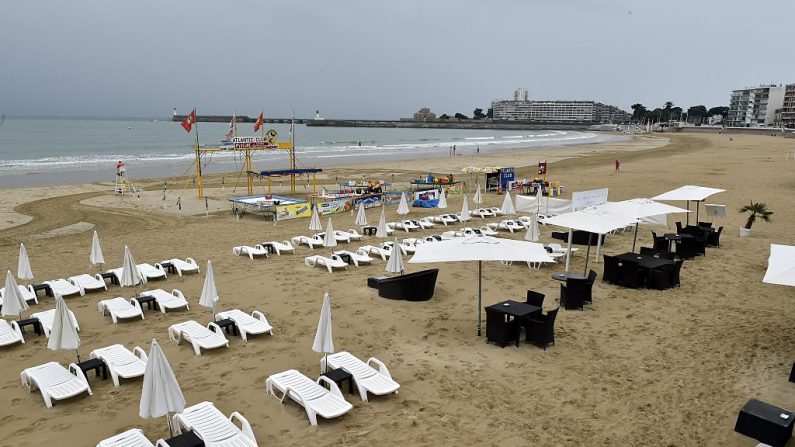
[
  {"x1": 476, "y1": 146, "x2": 480, "y2": 154},
  {"x1": 453, "y1": 145, "x2": 456, "y2": 156},
  {"x1": 449, "y1": 146, "x2": 453, "y2": 156},
  {"x1": 615, "y1": 159, "x2": 621, "y2": 172}
]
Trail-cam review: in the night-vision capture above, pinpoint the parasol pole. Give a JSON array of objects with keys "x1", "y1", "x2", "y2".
[
  {"x1": 632, "y1": 222, "x2": 640, "y2": 253},
  {"x1": 564, "y1": 229, "x2": 573, "y2": 272},
  {"x1": 477, "y1": 260, "x2": 482, "y2": 336}
]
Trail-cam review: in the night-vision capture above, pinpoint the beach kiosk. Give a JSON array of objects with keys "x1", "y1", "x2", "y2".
[
  {"x1": 485, "y1": 167, "x2": 516, "y2": 192},
  {"x1": 229, "y1": 194, "x2": 310, "y2": 221},
  {"x1": 410, "y1": 173, "x2": 463, "y2": 195}
]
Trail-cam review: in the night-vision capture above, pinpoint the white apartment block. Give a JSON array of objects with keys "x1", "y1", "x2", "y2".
[
  {"x1": 514, "y1": 88, "x2": 528, "y2": 101},
  {"x1": 491, "y1": 99, "x2": 629, "y2": 124},
  {"x1": 727, "y1": 84, "x2": 786, "y2": 127}
]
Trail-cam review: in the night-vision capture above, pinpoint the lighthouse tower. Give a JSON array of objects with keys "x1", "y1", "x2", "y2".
[{"x1": 173, "y1": 107, "x2": 178, "y2": 118}]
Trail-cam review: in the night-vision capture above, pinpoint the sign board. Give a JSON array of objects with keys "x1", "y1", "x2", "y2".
[
  {"x1": 278, "y1": 142, "x2": 293, "y2": 150},
  {"x1": 571, "y1": 188, "x2": 609, "y2": 211},
  {"x1": 414, "y1": 189, "x2": 439, "y2": 202},
  {"x1": 317, "y1": 198, "x2": 352, "y2": 216},
  {"x1": 704, "y1": 203, "x2": 726, "y2": 218},
  {"x1": 231, "y1": 136, "x2": 278, "y2": 150},
  {"x1": 538, "y1": 161, "x2": 547, "y2": 175},
  {"x1": 499, "y1": 167, "x2": 515, "y2": 190}
]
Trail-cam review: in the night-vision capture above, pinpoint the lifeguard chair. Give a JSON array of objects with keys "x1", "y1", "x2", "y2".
[{"x1": 114, "y1": 161, "x2": 135, "y2": 195}]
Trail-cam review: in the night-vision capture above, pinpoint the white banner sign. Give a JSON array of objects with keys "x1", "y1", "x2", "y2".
[{"x1": 571, "y1": 188, "x2": 609, "y2": 211}]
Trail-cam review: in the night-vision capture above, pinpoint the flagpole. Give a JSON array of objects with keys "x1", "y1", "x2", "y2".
[
  {"x1": 290, "y1": 112, "x2": 296, "y2": 192},
  {"x1": 193, "y1": 108, "x2": 204, "y2": 198}
]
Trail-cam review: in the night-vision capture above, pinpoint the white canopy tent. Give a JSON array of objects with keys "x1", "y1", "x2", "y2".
[
  {"x1": 312, "y1": 292, "x2": 334, "y2": 373},
  {"x1": 48, "y1": 296, "x2": 82, "y2": 362},
  {"x1": 199, "y1": 260, "x2": 219, "y2": 318},
  {"x1": 437, "y1": 189, "x2": 448, "y2": 209},
  {"x1": 762, "y1": 244, "x2": 795, "y2": 287},
  {"x1": 409, "y1": 235, "x2": 553, "y2": 336},
  {"x1": 309, "y1": 204, "x2": 323, "y2": 233},
  {"x1": 140, "y1": 338, "x2": 186, "y2": 436},
  {"x1": 376, "y1": 207, "x2": 389, "y2": 238},
  {"x1": 397, "y1": 192, "x2": 410, "y2": 216},
  {"x1": 652, "y1": 185, "x2": 725, "y2": 224},
  {"x1": 18, "y1": 243, "x2": 34, "y2": 283},
  {"x1": 355, "y1": 203, "x2": 368, "y2": 228},
  {"x1": 515, "y1": 195, "x2": 572, "y2": 216},
  {"x1": 323, "y1": 217, "x2": 337, "y2": 250},
  {"x1": 500, "y1": 190, "x2": 516, "y2": 216},
  {"x1": 2, "y1": 270, "x2": 29, "y2": 319},
  {"x1": 386, "y1": 239, "x2": 404, "y2": 274},
  {"x1": 90, "y1": 230, "x2": 105, "y2": 272},
  {"x1": 601, "y1": 198, "x2": 691, "y2": 252},
  {"x1": 473, "y1": 184, "x2": 483, "y2": 205},
  {"x1": 544, "y1": 206, "x2": 638, "y2": 273}
]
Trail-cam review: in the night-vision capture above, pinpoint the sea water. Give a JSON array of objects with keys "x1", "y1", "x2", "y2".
[{"x1": 0, "y1": 118, "x2": 627, "y2": 187}]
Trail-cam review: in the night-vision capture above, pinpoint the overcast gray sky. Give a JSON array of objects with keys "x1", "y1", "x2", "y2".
[{"x1": 1, "y1": 0, "x2": 792, "y2": 119}]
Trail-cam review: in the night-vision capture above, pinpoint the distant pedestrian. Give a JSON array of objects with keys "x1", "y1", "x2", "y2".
[
  {"x1": 453, "y1": 145, "x2": 456, "y2": 156},
  {"x1": 615, "y1": 159, "x2": 621, "y2": 172},
  {"x1": 476, "y1": 146, "x2": 480, "y2": 154},
  {"x1": 449, "y1": 147, "x2": 452, "y2": 156}
]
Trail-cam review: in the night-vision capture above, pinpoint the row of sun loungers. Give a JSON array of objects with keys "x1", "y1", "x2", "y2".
[{"x1": 97, "y1": 401, "x2": 258, "y2": 447}]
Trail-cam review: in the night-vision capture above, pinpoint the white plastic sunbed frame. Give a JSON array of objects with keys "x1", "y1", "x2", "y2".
[
  {"x1": 29, "y1": 308, "x2": 80, "y2": 337},
  {"x1": 214, "y1": 309, "x2": 273, "y2": 342},
  {"x1": 161, "y1": 258, "x2": 200, "y2": 276},
  {"x1": 359, "y1": 245, "x2": 390, "y2": 260},
  {"x1": 137, "y1": 263, "x2": 168, "y2": 281},
  {"x1": 333, "y1": 249, "x2": 374, "y2": 267},
  {"x1": 20, "y1": 361, "x2": 92, "y2": 408},
  {"x1": 291, "y1": 235, "x2": 324, "y2": 249},
  {"x1": 172, "y1": 401, "x2": 258, "y2": 446},
  {"x1": 139, "y1": 289, "x2": 190, "y2": 313},
  {"x1": 261, "y1": 241, "x2": 295, "y2": 255},
  {"x1": 98, "y1": 298, "x2": 145, "y2": 323},
  {"x1": 0, "y1": 284, "x2": 38, "y2": 306},
  {"x1": 265, "y1": 369, "x2": 353, "y2": 426},
  {"x1": 68, "y1": 274, "x2": 107, "y2": 294},
  {"x1": 304, "y1": 255, "x2": 348, "y2": 273},
  {"x1": 96, "y1": 428, "x2": 165, "y2": 447},
  {"x1": 90, "y1": 344, "x2": 147, "y2": 387},
  {"x1": 168, "y1": 321, "x2": 229, "y2": 356},
  {"x1": 324, "y1": 351, "x2": 400, "y2": 402},
  {"x1": 232, "y1": 245, "x2": 269, "y2": 260},
  {"x1": 42, "y1": 279, "x2": 83, "y2": 297},
  {"x1": 0, "y1": 319, "x2": 25, "y2": 346}
]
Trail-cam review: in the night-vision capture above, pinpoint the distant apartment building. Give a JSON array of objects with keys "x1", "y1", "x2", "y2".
[
  {"x1": 781, "y1": 84, "x2": 795, "y2": 128},
  {"x1": 727, "y1": 84, "x2": 786, "y2": 127},
  {"x1": 514, "y1": 88, "x2": 528, "y2": 101},
  {"x1": 491, "y1": 97, "x2": 630, "y2": 124}
]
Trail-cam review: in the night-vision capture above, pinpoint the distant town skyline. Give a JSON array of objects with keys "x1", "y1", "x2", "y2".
[{"x1": 1, "y1": 0, "x2": 793, "y2": 119}]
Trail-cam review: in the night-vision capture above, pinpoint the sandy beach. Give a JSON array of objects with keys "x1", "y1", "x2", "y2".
[{"x1": 1, "y1": 132, "x2": 795, "y2": 446}]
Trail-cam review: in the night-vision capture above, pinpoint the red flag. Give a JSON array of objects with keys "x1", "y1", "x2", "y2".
[
  {"x1": 254, "y1": 112, "x2": 264, "y2": 133},
  {"x1": 181, "y1": 109, "x2": 196, "y2": 133}
]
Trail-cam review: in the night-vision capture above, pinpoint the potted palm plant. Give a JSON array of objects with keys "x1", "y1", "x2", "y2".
[{"x1": 739, "y1": 201, "x2": 773, "y2": 237}]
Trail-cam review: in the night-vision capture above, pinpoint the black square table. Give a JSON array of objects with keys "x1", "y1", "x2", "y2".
[
  {"x1": 734, "y1": 398, "x2": 794, "y2": 447},
  {"x1": 17, "y1": 318, "x2": 42, "y2": 336},
  {"x1": 485, "y1": 300, "x2": 541, "y2": 347},
  {"x1": 664, "y1": 233, "x2": 694, "y2": 252},
  {"x1": 135, "y1": 295, "x2": 158, "y2": 311},
  {"x1": 100, "y1": 271, "x2": 119, "y2": 286},
  {"x1": 159, "y1": 261, "x2": 177, "y2": 275},
  {"x1": 77, "y1": 358, "x2": 108, "y2": 382},
  {"x1": 32, "y1": 283, "x2": 52, "y2": 298},
  {"x1": 551, "y1": 272, "x2": 586, "y2": 282},
  {"x1": 362, "y1": 226, "x2": 377, "y2": 236},
  {"x1": 160, "y1": 430, "x2": 205, "y2": 447},
  {"x1": 615, "y1": 252, "x2": 674, "y2": 271},
  {"x1": 321, "y1": 368, "x2": 354, "y2": 394},
  {"x1": 215, "y1": 318, "x2": 239, "y2": 336}
]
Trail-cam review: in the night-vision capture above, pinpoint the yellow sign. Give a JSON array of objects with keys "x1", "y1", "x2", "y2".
[{"x1": 278, "y1": 142, "x2": 293, "y2": 150}]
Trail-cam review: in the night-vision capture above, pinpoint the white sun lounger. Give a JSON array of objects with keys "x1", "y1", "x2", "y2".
[
  {"x1": 266, "y1": 369, "x2": 353, "y2": 426},
  {"x1": 90, "y1": 344, "x2": 147, "y2": 387},
  {"x1": 333, "y1": 250, "x2": 374, "y2": 267},
  {"x1": 98, "y1": 298, "x2": 145, "y2": 323},
  {"x1": 324, "y1": 351, "x2": 400, "y2": 402},
  {"x1": 359, "y1": 245, "x2": 390, "y2": 261},
  {"x1": 233, "y1": 245, "x2": 269, "y2": 260},
  {"x1": 137, "y1": 263, "x2": 168, "y2": 281},
  {"x1": 168, "y1": 321, "x2": 229, "y2": 356},
  {"x1": 382, "y1": 241, "x2": 414, "y2": 255},
  {"x1": 215, "y1": 309, "x2": 273, "y2": 342},
  {"x1": 417, "y1": 217, "x2": 435, "y2": 229},
  {"x1": 317, "y1": 231, "x2": 351, "y2": 243},
  {"x1": 291, "y1": 235, "x2": 324, "y2": 249},
  {"x1": 304, "y1": 255, "x2": 348, "y2": 273},
  {"x1": 440, "y1": 230, "x2": 464, "y2": 240},
  {"x1": 401, "y1": 238, "x2": 425, "y2": 247},
  {"x1": 344, "y1": 229, "x2": 364, "y2": 241},
  {"x1": 172, "y1": 401, "x2": 258, "y2": 447},
  {"x1": 479, "y1": 225, "x2": 499, "y2": 236},
  {"x1": 433, "y1": 214, "x2": 458, "y2": 225},
  {"x1": 162, "y1": 258, "x2": 200, "y2": 276},
  {"x1": 0, "y1": 319, "x2": 24, "y2": 346},
  {"x1": 548, "y1": 243, "x2": 579, "y2": 256},
  {"x1": 29, "y1": 308, "x2": 80, "y2": 338},
  {"x1": 96, "y1": 428, "x2": 159, "y2": 447},
  {"x1": 493, "y1": 219, "x2": 523, "y2": 233},
  {"x1": 0, "y1": 284, "x2": 38, "y2": 306},
  {"x1": 262, "y1": 240, "x2": 295, "y2": 255},
  {"x1": 68, "y1": 274, "x2": 107, "y2": 294},
  {"x1": 42, "y1": 279, "x2": 83, "y2": 297},
  {"x1": 20, "y1": 361, "x2": 92, "y2": 408},
  {"x1": 106, "y1": 267, "x2": 145, "y2": 286},
  {"x1": 460, "y1": 227, "x2": 485, "y2": 237},
  {"x1": 390, "y1": 221, "x2": 419, "y2": 232},
  {"x1": 139, "y1": 289, "x2": 190, "y2": 313},
  {"x1": 490, "y1": 207, "x2": 503, "y2": 216}
]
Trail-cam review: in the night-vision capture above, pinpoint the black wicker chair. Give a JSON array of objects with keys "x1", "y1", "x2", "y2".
[
  {"x1": 648, "y1": 265, "x2": 673, "y2": 290},
  {"x1": 675, "y1": 221, "x2": 684, "y2": 234},
  {"x1": 670, "y1": 260, "x2": 684, "y2": 288},
  {"x1": 707, "y1": 226, "x2": 723, "y2": 247},
  {"x1": 639, "y1": 247, "x2": 657, "y2": 256},
  {"x1": 620, "y1": 260, "x2": 647, "y2": 289},
  {"x1": 525, "y1": 290, "x2": 545, "y2": 307},
  {"x1": 602, "y1": 255, "x2": 621, "y2": 284},
  {"x1": 560, "y1": 276, "x2": 593, "y2": 310},
  {"x1": 524, "y1": 307, "x2": 559, "y2": 350}
]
